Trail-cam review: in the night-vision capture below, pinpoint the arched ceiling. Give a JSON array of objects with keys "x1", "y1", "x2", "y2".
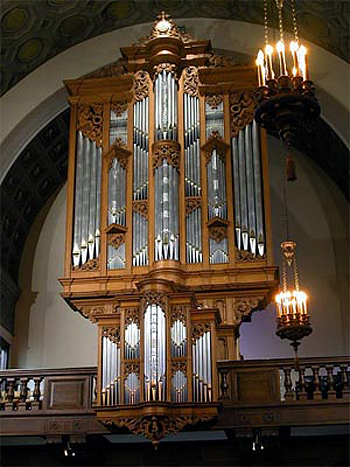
[{"x1": 1, "y1": 0, "x2": 349, "y2": 96}]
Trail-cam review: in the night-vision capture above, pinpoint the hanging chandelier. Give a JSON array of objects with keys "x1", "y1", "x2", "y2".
[{"x1": 254, "y1": 0, "x2": 320, "y2": 181}]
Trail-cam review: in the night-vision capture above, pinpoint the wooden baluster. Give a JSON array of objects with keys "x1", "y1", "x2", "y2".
[
  {"x1": 326, "y1": 366, "x2": 336, "y2": 400},
  {"x1": 5, "y1": 378, "x2": 15, "y2": 411},
  {"x1": 32, "y1": 377, "x2": 42, "y2": 411},
  {"x1": 219, "y1": 369, "x2": 229, "y2": 401},
  {"x1": 298, "y1": 365, "x2": 308, "y2": 401},
  {"x1": 284, "y1": 367, "x2": 295, "y2": 401},
  {"x1": 341, "y1": 365, "x2": 349, "y2": 398},
  {"x1": 18, "y1": 377, "x2": 29, "y2": 411},
  {"x1": 313, "y1": 365, "x2": 322, "y2": 400}
]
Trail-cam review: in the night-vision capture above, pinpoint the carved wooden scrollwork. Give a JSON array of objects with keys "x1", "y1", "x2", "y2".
[
  {"x1": 230, "y1": 92, "x2": 256, "y2": 137},
  {"x1": 191, "y1": 322, "x2": 211, "y2": 342},
  {"x1": 73, "y1": 257, "x2": 99, "y2": 272},
  {"x1": 125, "y1": 307, "x2": 140, "y2": 326},
  {"x1": 153, "y1": 62, "x2": 177, "y2": 79},
  {"x1": 124, "y1": 362, "x2": 140, "y2": 377},
  {"x1": 235, "y1": 247, "x2": 266, "y2": 261},
  {"x1": 105, "y1": 414, "x2": 212, "y2": 447},
  {"x1": 171, "y1": 361, "x2": 187, "y2": 375},
  {"x1": 204, "y1": 132, "x2": 228, "y2": 165},
  {"x1": 141, "y1": 292, "x2": 168, "y2": 312},
  {"x1": 133, "y1": 70, "x2": 149, "y2": 101},
  {"x1": 185, "y1": 197, "x2": 202, "y2": 217},
  {"x1": 205, "y1": 94, "x2": 223, "y2": 110},
  {"x1": 102, "y1": 327, "x2": 121, "y2": 345},
  {"x1": 234, "y1": 298, "x2": 264, "y2": 323},
  {"x1": 207, "y1": 53, "x2": 238, "y2": 68},
  {"x1": 111, "y1": 101, "x2": 127, "y2": 117},
  {"x1": 153, "y1": 141, "x2": 180, "y2": 170},
  {"x1": 133, "y1": 200, "x2": 148, "y2": 218},
  {"x1": 171, "y1": 305, "x2": 188, "y2": 325},
  {"x1": 183, "y1": 66, "x2": 199, "y2": 97},
  {"x1": 209, "y1": 224, "x2": 228, "y2": 244},
  {"x1": 77, "y1": 102, "x2": 103, "y2": 146},
  {"x1": 108, "y1": 233, "x2": 125, "y2": 250},
  {"x1": 107, "y1": 138, "x2": 130, "y2": 169}
]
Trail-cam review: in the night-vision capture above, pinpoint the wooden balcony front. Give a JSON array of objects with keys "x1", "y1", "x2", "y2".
[{"x1": 0, "y1": 357, "x2": 348, "y2": 442}]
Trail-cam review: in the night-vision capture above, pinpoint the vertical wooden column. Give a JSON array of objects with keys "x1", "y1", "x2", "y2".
[
  {"x1": 199, "y1": 95, "x2": 209, "y2": 267},
  {"x1": 64, "y1": 96, "x2": 79, "y2": 278},
  {"x1": 223, "y1": 93, "x2": 236, "y2": 267}
]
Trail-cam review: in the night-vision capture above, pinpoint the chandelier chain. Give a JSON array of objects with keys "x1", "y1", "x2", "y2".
[
  {"x1": 293, "y1": 255, "x2": 300, "y2": 291},
  {"x1": 276, "y1": 0, "x2": 285, "y2": 42},
  {"x1": 291, "y1": 0, "x2": 299, "y2": 43},
  {"x1": 263, "y1": 0, "x2": 269, "y2": 46}
]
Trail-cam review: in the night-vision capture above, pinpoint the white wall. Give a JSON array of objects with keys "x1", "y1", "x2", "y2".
[
  {"x1": 11, "y1": 137, "x2": 348, "y2": 368},
  {"x1": 11, "y1": 184, "x2": 97, "y2": 369}
]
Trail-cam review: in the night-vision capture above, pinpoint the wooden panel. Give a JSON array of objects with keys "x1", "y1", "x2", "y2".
[
  {"x1": 44, "y1": 377, "x2": 89, "y2": 411},
  {"x1": 234, "y1": 369, "x2": 279, "y2": 404}
]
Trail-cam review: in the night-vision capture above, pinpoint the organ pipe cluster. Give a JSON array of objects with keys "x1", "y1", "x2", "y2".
[
  {"x1": 101, "y1": 332, "x2": 121, "y2": 405},
  {"x1": 72, "y1": 131, "x2": 102, "y2": 268},
  {"x1": 192, "y1": 331, "x2": 212, "y2": 402}
]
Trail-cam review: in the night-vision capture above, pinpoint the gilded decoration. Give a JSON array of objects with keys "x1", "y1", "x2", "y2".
[
  {"x1": 133, "y1": 70, "x2": 149, "y2": 101},
  {"x1": 153, "y1": 141, "x2": 180, "y2": 170},
  {"x1": 141, "y1": 291, "x2": 168, "y2": 312},
  {"x1": 171, "y1": 362, "x2": 187, "y2": 375},
  {"x1": 235, "y1": 247, "x2": 266, "y2": 261},
  {"x1": 191, "y1": 322, "x2": 211, "y2": 342},
  {"x1": 77, "y1": 103, "x2": 103, "y2": 146},
  {"x1": 102, "y1": 327, "x2": 121, "y2": 345},
  {"x1": 205, "y1": 94, "x2": 223, "y2": 110},
  {"x1": 183, "y1": 66, "x2": 199, "y2": 97},
  {"x1": 125, "y1": 307, "x2": 140, "y2": 326},
  {"x1": 230, "y1": 92, "x2": 256, "y2": 138},
  {"x1": 171, "y1": 305, "x2": 188, "y2": 325},
  {"x1": 111, "y1": 101, "x2": 127, "y2": 117},
  {"x1": 74, "y1": 257, "x2": 99, "y2": 272},
  {"x1": 185, "y1": 197, "x2": 202, "y2": 217},
  {"x1": 105, "y1": 414, "x2": 212, "y2": 447},
  {"x1": 124, "y1": 362, "x2": 140, "y2": 377},
  {"x1": 108, "y1": 233, "x2": 125, "y2": 250},
  {"x1": 132, "y1": 200, "x2": 148, "y2": 218}
]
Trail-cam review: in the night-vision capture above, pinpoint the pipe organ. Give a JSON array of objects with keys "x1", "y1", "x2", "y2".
[{"x1": 61, "y1": 12, "x2": 278, "y2": 446}]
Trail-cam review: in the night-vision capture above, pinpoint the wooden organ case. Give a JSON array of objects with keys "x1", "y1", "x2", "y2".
[{"x1": 60, "y1": 13, "x2": 278, "y2": 446}]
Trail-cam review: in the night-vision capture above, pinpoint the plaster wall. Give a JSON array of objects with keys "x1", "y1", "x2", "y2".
[{"x1": 11, "y1": 138, "x2": 349, "y2": 368}]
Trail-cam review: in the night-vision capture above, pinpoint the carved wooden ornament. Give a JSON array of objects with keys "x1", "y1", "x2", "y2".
[
  {"x1": 77, "y1": 103, "x2": 103, "y2": 146},
  {"x1": 153, "y1": 141, "x2": 180, "y2": 170},
  {"x1": 141, "y1": 291, "x2": 168, "y2": 312},
  {"x1": 230, "y1": 92, "x2": 256, "y2": 137},
  {"x1": 111, "y1": 101, "x2": 127, "y2": 117},
  {"x1": 183, "y1": 66, "x2": 199, "y2": 97},
  {"x1": 205, "y1": 94, "x2": 223, "y2": 110},
  {"x1": 133, "y1": 70, "x2": 149, "y2": 101},
  {"x1": 191, "y1": 322, "x2": 211, "y2": 342},
  {"x1": 185, "y1": 197, "x2": 202, "y2": 217},
  {"x1": 133, "y1": 200, "x2": 148, "y2": 218}
]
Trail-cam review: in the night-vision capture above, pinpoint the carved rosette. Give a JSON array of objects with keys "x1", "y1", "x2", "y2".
[
  {"x1": 132, "y1": 200, "x2": 148, "y2": 218},
  {"x1": 234, "y1": 298, "x2": 264, "y2": 323},
  {"x1": 153, "y1": 141, "x2": 180, "y2": 170},
  {"x1": 185, "y1": 197, "x2": 202, "y2": 217},
  {"x1": 230, "y1": 92, "x2": 256, "y2": 138},
  {"x1": 141, "y1": 291, "x2": 168, "y2": 313},
  {"x1": 111, "y1": 101, "x2": 127, "y2": 117},
  {"x1": 77, "y1": 102, "x2": 103, "y2": 146},
  {"x1": 102, "y1": 327, "x2": 121, "y2": 346},
  {"x1": 133, "y1": 70, "x2": 149, "y2": 101},
  {"x1": 73, "y1": 257, "x2": 99, "y2": 272},
  {"x1": 183, "y1": 66, "x2": 199, "y2": 97},
  {"x1": 235, "y1": 247, "x2": 266, "y2": 261},
  {"x1": 191, "y1": 322, "x2": 211, "y2": 342},
  {"x1": 124, "y1": 362, "x2": 140, "y2": 377},
  {"x1": 108, "y1": 233, "x2": 125, "y2": 250},
  {"x1": 125, "y1": 307, "x2": 140, "y2": 326},
  {"x1": 170, "y1": 305, "x2": 188, "y2": 325},
  {"x1": 105, "y1": 414, "x2": 212, "y2": 447},
  {"x1": 171, "y1": 361, "x2": 187, "y2": 375},
  {"x1": 153, "y1": 62, "x2": 177, "y2": 79},
  {"x1": 205, "y1": 94, "x2": 223, "y2": 110}
]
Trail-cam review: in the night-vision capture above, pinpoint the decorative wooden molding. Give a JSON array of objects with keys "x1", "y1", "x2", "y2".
[
  {"x1": 183, "y1": 66, "x2": 199, "y2": 97},
  {"x1": 73, "y1": 257, "x2": 99, "y2": 272},
  {"x1": 125, "y1": 307, "x2": 140, "y2": 326},
  {"x1": 104, "y1": 139, "x2": 131, "y2": 169},
  {"x1": 83, "y1": 58, "x2": 128, "y2": 79},
  {"x1": 205, "y1": 94, "x2": 223, "y2": 110},
  {"x1": 206, "y1": 53, "x2": 239, "y2": 68},
  {"x1": 230, "y1": 92, "x2": 256, "y2": 138},
  {"x1": 77, "y1": 102, "x2": 103, "y2": 146},
  {"x1": 133, "y1": 70, "x2": 149, "y2": 101},
  {"x1": 202, "y1": 132, "x2": 229, "y2": 165},
  {"x1": 108, "y1": 233, "x2": 125, "y2": 250},
  {"x1": 111, "y1": 101, "x2": 127, "y2": 117},
  {"x1": 234, "y1": 298, "x2": 264, "y2": 323},
  {"x1": 124, "y1": 362, "x2": 140, "y2": 377},
  {"x1": 171, "y1": 362, "x2": 187, "y2": 375},
  {"x1": 104, "y1": 414, "x2": 212, "y2": 447},
  {"x1": 132, "y1": 200, "x2": 148, "y2": 218},
  {"x1": 75, "y1": 301, "x2": 120, "y2": 323},
  {"x1": 191, "y1": 322, "x2": 211, "y2": 342},
  {"x1": 235, "y1": 247, "x2": 266, "y2": 261},
  {"x1": 102, "y1": 327, "x2": 121, "y2": 345},
  {"x1": 170, "y1": 305, "x2": 188, "y2": 325},
  {"x1": 207, "y1": 217, "x2": 230, "y2": 244},
  {"x1": 185, "y1": 197, "x2": 202, "y2": 216},
  {"x1": 153, "y1": 140, "x2": 180, "y2": 170},
  {"x1": 141, "y1": 291, "x2": 168, "y2": 312},
  {"x1": 153, "y1": 62, "x2": 177, "y2": 78}
]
